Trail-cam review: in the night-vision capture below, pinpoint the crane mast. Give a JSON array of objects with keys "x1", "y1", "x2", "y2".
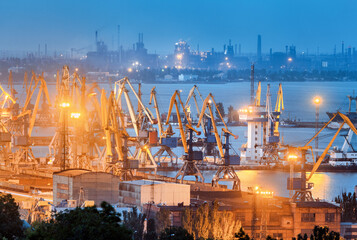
[
  {"x1": 166, "y1": 90, "x2": 204, "y2": 183},
  {"x1": 197, "y1": 93, "x2": 241, "y2": 190}
]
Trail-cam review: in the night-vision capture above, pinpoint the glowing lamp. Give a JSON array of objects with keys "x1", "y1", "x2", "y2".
[
  {"x1": 60, "y1": 102, "x2": 70, "y2": 108},
  {"x1": 70, "y1": 113, "x2": 81, "y2": 119}
]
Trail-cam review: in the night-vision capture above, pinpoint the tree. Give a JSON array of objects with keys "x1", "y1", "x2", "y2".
[
  {"x1": 227, "y1": 105, "x2": 234, "y2": 123},
  {"x1": 335, "y1": 191, "x2": 357, "y2": 222},
  {"x1": 235, "y1": 227, "x2": 250, "y2": 240},
  {"x1": 309, "y1": 226, "x2": 340, "y2": 240},
  {"x1": 194, "y1": 202, "x2": 210, "y2": 239},
  {"x1": 26, "y1": 201, "x2": 132, "y2": 240},
  {"x1": 217, "y1": 211, "x2": 241, "y2": 240},
  {"x1": 181, "y1": 208, "x2": 193, "y2": 236},
  {"x1": 159, "y1": 227, "x2": 194, "y2": 240},
  {"x1": 122, "y1": 207, "x2": 145, "y2": 240},
  {"x1": 156, "y1": 208, "x2": 171, "y2": 234},
  {"x1": 145, "y1": 218, "x2": 157, "y2": 240},
  {"x1": 0, "y1": 194, "x2": 23, "y2": 240},
  {"x1": 215, "y1": 102, "x2": 225, "y2": 120}
]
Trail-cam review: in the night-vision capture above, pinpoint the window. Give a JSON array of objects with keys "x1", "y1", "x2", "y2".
[
  {"x1": 273, "y1": 233, "x2": 283, "y2": 239},
  {"x1": 325, "y1": 213, "x2": 335, "y2": 222},
  {"x1": 301, "y1": 213, "x2": 315, "y2": 222}
]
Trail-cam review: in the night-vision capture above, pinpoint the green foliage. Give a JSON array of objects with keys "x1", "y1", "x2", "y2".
[
  {"x1": 181, "y1": 208, "x2": 193, "y2": 236},
  {"x1": 0, "y1": 194, "x2": 23, "y2": 240},
  {"x1": 215, "y1": 102, "x2": 225, "y2": 120},
  {"x1": 156, "y1": 208, "x2": 171, "y2": 234},
  {"x1": 145, "y1": 218, "x2": 157, "y2": 240},
  {"x1": 194, "y1": 203, "x2": 210, "y2": 239},
  {"x1": 235, "y1": 227, "x2": 250, "y2": 240},
  {"x1": 296, "y1": 226, "x2": 340, "y2": 240},
  {"x1": 183, "y1": 201, "x2": 241, "y2": 240},
  {"x1": 227, "y1": 105, "x2": 234, "y2": 123},
  {"x1": 122, "y1": 207, "x2": 145, "y2": 240},
  {"x1": 159, "y1": 227, "x2": 194, "y2": 240},
  {"x1": 335, "y1": 191, "x2": 357, "y2": 222},
  {"x1": 26, "y1": 201, "x2": 131, "y2": 240},
  {"x1": 309, "y1": 226, "x2": 340, "y2": 240}
]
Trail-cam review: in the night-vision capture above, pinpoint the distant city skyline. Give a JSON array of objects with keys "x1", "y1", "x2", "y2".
[{"x1": 0, "y1": 0, "x2": 356, "y2": 55}]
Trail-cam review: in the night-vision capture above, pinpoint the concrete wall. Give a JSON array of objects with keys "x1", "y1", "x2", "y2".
[
  {"x1": 118, "y1": 181, "x2": 190, "y2": 207},
  {"x1": 141, "y1": 183, "x2": 190, "y2": 206},
  {"x1": 53, "y1": 172, "x2": 120, "y2": 206}
]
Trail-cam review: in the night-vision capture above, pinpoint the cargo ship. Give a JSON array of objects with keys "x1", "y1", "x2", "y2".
[{"x1": 326, "y1": 95, "x2": 357, "y2": 127}]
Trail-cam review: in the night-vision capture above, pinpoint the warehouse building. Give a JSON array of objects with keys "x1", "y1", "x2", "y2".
[{"x1": 53, "y1": 169, "x2": 121, "y2": 206}]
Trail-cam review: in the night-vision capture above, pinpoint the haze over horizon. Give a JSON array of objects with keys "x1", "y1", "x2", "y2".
[{"x1": 0, "y1": 0, "x2": 356, "y2": 55}]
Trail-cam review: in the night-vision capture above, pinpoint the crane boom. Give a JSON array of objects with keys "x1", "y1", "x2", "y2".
[
  {"x1": 304, "y1": 112, "x2": 357, "y2": 181},
  {"x1": 255, "y1": 81, "x2": 261, "y2": 106},
  {"x1": 149, "y1": 87, "x2": 163, "y2": 137}
]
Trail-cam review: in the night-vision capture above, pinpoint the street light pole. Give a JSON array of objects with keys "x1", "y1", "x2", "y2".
[{"x1": 313, "y1": 96, "x2": 321, "y2": 162}]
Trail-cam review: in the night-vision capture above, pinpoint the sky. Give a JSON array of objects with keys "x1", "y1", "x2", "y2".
[{"x1": 0, "y1": 0, "x2": 356, "y2": 55}]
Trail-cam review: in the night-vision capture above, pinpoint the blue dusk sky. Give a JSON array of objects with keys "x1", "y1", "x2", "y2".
[{"x1": 0, "y1": 0, "x2": 356, "y2": 55}]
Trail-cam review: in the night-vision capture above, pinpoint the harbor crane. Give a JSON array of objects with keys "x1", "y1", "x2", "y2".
[
  {"x1": 10, "y1": 73, "x2": 51, "y2": 172},
  {"x1": 287, "y1": 112, "x2": 357, "y2": 202},
  {"x1": 185, "y1": 85, "x2": 220, "y2": 162},
  {"x1": 149, "y1": 87, "x2": 178, "y2": 163},
  {"x1": 114, "y1": 77, "x2": 157, "y2": 170},
  {"x1": 166, "y1": 90, "x2": 204, "y2": 183},
  {"x1": 197, "y1": 93, "x2": 241, "y2": 190}
]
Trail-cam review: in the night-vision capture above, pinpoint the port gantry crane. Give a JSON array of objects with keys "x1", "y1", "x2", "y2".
[
  {"x1": 184, "y1": 85, "x2": 220, "y2": 162},
  {"x1": 286, "y1": 112, "x2": 357, "y2": 202},
  {"x1": 197, "y1": 93, "x2": 241, "y2": 190},
  {"x1": 149, "y1": 87, "x2": 178, "y2": 164},
  {"x1": 49, "y1": 66, "x2": 101, "y2": 170},
  {"x1": 166, "y1": 90, "x2": 204, "y2": 183},
  {"x1": 114, "y1": 77, "x2": 157, "y2": 170},
  {"x1": 100, "y1": 89, "x2": 135, "y2": 180},
  {"x1": 9, "y1": 72, "x2": 52, "y2": 172},
  {"x1": 0, "y1": 80, "x2": 17, "y2": 166},
  {"x1": 261, "y1": 83, "x2": 284, "y2": 164}
]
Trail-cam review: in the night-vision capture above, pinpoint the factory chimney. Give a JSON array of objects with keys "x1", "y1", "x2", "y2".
[
  {"x1": 342, "y1": 41, "x2": 345, "y2": 56},
  {"x1": 95, "y1": 31, "x2": 98, "y2": 51},
  {"x1": 250, "y1": 64, "x2": 255, "y2": 105},
  {"x1": 117, "y1": 25, "x2": 120, "y2": 51},
  {"x1": 257, "y1": 35, "x2": 262, "y2": 61}
]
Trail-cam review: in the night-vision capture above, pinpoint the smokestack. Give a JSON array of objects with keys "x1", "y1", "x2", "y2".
[
  {"x1": 270, "y1": 48, "x2": 272, "y2": 59},
  {"x1": 117, "y1": 25, "x2": 120, "y2": 51},
  {"x1": 257, "y1": 35, "x2": 262, "y2": 60},
  {"x1": 342, "y1": 41, "x2": 345, "y2": 56},
  {"x1": 95, "y1": 31, "x2": 98, "y2": 51},
  {"x1": 250, "y1": 64, "x2": 255, "y2": 105}
]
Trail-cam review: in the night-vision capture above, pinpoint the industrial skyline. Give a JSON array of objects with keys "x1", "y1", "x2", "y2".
[{"x1": 0, "y1": 0, "x2": 356, "y2": 55}]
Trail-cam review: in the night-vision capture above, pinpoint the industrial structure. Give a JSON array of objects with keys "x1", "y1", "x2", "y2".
[{"x1": 0, "y1": 66, "x2": 356, "y2": 239}]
